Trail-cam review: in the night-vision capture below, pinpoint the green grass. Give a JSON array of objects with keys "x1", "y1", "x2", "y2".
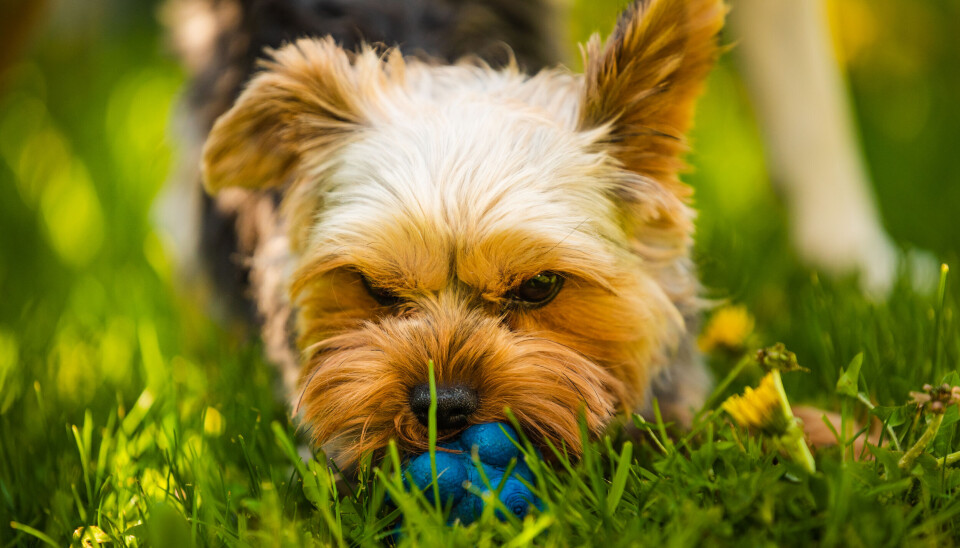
[{"x1": 2, "y1": 1, "x2": 960, "y2": 546}]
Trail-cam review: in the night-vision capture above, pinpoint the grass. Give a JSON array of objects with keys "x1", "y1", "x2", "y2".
[{"x1": 2, "y1": 0, "x2": 960, "y2": 546}]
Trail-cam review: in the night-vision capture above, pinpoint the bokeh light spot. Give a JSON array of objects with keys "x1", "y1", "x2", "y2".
[{"x1": 40, "y1": 158, "x2": 105, "y2": 267}]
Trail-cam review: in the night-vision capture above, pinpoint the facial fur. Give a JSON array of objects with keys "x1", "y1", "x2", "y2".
[{"x1": 202, "y1": 0, "x2": 725, "y2": 465}]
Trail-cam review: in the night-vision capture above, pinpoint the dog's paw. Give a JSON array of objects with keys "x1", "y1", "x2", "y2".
[
  {"x1": 791, "y1": 200, "x2": 938, "y2": 297},
  {"x1": 793, "y1": 405, "x2": 881, "y2": 460}
]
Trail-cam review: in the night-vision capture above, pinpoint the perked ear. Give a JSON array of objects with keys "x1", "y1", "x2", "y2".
[
  {"x1": 202, "y1": 37, "x2": 401, "y2": 193},
  {"x1": 580, "y1": 0, "x2": 726, "y2": 199}
]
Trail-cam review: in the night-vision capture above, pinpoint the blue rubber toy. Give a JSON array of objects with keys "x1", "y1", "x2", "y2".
[{"x1": 404, "y1": 423, "x2": 541, "y2": 525}]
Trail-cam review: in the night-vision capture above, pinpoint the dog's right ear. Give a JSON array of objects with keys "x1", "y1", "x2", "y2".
[
  {"x1": 579, "y1": 0, "x2": 726, "y2": 200},
  {"x1": 202, "y1": 38, "x2": 400, "y2": 193}
]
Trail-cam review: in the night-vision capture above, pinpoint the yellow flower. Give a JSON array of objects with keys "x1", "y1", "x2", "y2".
[
  {"x1": 204, "y1": 406, "x2": 224, "y2": 436},
  {"x1": 722, "y1": 372, "x2": 789, "y2": 435},
  {"x1": 722, "y1": 370, "x2": 816, "y2": 473},
  {"x1": 699, "y1": 305, "x2": 755, "y2": 353}
]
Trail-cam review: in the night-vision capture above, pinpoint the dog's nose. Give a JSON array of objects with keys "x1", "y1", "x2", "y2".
[{"x1": 409, "y1": 384, "x2": 478, "y2": 429}]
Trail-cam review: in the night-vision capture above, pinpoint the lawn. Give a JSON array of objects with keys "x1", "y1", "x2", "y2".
[{"x1": 1, "y1": 0, "x2": 959, "y2": 546}]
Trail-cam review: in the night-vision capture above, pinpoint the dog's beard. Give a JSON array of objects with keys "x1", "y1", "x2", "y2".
[{"x1": 296, "y1": 292, "x2": 624, "y2": 466}]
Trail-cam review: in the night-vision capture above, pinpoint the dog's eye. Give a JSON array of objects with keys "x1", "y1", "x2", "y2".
[
  {"x1": 509, "y1": 272, "x2": 563, "y2": 308},
  {"x1": 360, "y1": 275, "x2": 400, "y2": 307}
]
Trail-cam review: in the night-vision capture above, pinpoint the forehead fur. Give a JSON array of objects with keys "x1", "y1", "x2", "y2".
[{"x1": 299, "y1": 62, "x2": 631, "y2": 282}]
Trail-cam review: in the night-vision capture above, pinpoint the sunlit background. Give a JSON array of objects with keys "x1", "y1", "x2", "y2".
[{"x1": 0, "y1": 0, "x2": 958, "y2": 543}]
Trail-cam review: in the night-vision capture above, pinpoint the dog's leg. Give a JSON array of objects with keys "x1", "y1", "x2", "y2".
[
  {"x1": 731, "y1": 0, "x2": 901, "y2": 295},
  {"x1": 647, "y1": 334, "x2": 712, "y2": 428}
]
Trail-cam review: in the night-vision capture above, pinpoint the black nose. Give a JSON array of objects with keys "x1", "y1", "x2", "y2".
[{"x1": 409, "y1": 384, "x2": 479, "y2": 429}]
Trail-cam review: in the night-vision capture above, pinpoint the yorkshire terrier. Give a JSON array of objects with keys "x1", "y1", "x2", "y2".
[{"x1": 164, "y1": 0, "x2": 726, "y2": 466}]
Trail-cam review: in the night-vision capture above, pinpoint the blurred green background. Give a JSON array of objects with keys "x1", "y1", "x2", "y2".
[
  {"x1": 0, "y1": 0, "x2": 958, "y2": 543},
  {"x1": 3, "y1": 0, "x2": 956, "y2": 406}
]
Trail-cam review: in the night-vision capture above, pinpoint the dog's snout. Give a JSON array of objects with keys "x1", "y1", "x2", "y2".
[{"x1": 410, "y1": 383, "x2": 478, "y2": 429}]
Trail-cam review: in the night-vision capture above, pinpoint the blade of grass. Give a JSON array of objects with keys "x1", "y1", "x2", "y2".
[
  {"x1": 427, "y1": 359, "x2": 440, "y2": 513},
  {"x1": 933, "y1": 264, "x2": 949, "y2": 381},
  {"x1": 236, "y1": 435, "x2": 261, "y2": 499},
  {"x1": 605, "y1": 441, "x2": 632, "y2": 515},
  {"x1": 699, "y1": 352, "x2": 754, "y2": 416},
  {"x1": 857, "y1": 393, "x2": 902, "y2": 452},
  {"x1": 652, "y1": 399, "x2": 674, "y2": 453},
  {"x1": 632, "y1": 414, "x2": 669, "y2": 456},
  {"x1": 95, "y1": 411, "x2": 115, "y2": 495},
  {"x1": 71, "y1": 424, "x2": 93, "y2": 506},
  {"x1": 9, "y1": 522, "x2": 59, "y2": 547},
  {"x1": 503, "y1": 515, "x2": 554, "y2": 548}
]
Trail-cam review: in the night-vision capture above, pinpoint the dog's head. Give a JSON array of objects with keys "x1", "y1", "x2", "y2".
[{"x1": 201, "y1": 0, "x2": 724, "y2": 465}]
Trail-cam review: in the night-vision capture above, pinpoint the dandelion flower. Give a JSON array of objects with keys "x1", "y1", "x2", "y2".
[
  {"x1": 723, "y1": 370, "x2": 816, "y2": 473},
  {"x1": 723, "y1": 373, "x2": 789, "y2": 436},
  {"x1": 699, "y1": 305, "x2": 755, "y2": 353}
]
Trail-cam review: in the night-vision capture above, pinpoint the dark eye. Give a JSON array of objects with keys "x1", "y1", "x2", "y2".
[
  {"x1": 509, "y1": 272, "x2": 564, "y2": 308},
  {"x1": 360, "y1": 274, "x2": 400, "y2": 306}
]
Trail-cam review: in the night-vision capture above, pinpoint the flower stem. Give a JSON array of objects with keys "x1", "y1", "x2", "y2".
[
  {"x1": 771, "y1": 370, "x2": 816, "y2": 474},
  {"x1": 936, "y1": 450, "x2": 960, "y2": 469},
  {"x1": 782, "y1": 429, "x2": 817, "y2": 475},
  {"x1": 856, "y1": 393, "x2": 902, "y2": 452},
  {"x1": 898, "y1": 413, "x2": 944, "y2": 471}
]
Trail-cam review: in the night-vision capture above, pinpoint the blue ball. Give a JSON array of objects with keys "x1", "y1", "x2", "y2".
[
  {"x1": 496, "y1": 477, "x2": 536, "y2": 519},
  {"x1": 460, "y1": 422, "x2": 521, "y2": 467},
  {"x1": 406, "y1": 451, "x2": 467, "y2": 505},
  {"x1": 512, "y1": 458, "x2": 535, "y2": 483},
  {"x1": 399, "y1": 423, "x2": 542, "y2": 527},
  {"x1": 439, "y1": 439, "x2": 465, "y2": 452},
  {"x1": 447, "y1": 492, "x2": 482, "y2": 525}
]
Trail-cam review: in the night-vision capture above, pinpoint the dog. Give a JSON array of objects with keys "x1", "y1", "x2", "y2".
[{"x1": 162, "y1": 0, "x2": 726, "y2": 466}]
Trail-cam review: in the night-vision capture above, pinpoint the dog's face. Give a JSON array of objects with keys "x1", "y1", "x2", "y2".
[{"x1": 202, "y1": 0, "x2": 724, "y2": 465}]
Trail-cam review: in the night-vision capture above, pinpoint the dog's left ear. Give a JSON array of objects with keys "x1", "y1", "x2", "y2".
[{"x1": 580, "y1": 0, "x2": 726, "y2": 200}]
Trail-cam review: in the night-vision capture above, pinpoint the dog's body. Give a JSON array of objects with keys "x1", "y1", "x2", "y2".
[{"x1": 164, "y1": 0, "x2": 724, "y2": 465}]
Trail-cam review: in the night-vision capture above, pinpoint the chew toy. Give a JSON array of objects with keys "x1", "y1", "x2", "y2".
[{"x1": 404, "y1": 423, "x2": 540, "y2": 525}]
